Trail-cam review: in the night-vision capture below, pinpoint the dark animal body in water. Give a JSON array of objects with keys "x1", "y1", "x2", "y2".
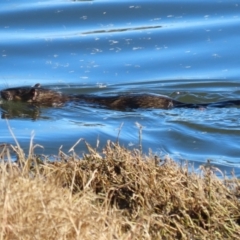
[{"x1": 1, "y1": 83, "x2": 240, "y2": 110}]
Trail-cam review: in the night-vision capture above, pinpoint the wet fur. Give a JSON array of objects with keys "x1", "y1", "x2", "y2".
[{"x1": 1, "y1": 83, "x2": 240, "y2": 110}]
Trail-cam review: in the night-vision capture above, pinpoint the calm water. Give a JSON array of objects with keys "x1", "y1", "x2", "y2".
[{"x1": 1, "y1": 0, "x2": 240, "y2": 176}]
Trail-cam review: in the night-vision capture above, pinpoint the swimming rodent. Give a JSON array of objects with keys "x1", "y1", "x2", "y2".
[{"x1": 1, "y1": 83, "x2": 240, "y2": 110}]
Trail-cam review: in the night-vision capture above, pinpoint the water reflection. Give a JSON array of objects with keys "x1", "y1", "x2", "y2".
[
  {"x1": 82, "y1": 25, "x2": 162, "y2": 35},
  {"x1": 0, "y1": 102, "x2": 46, "y2": 120}
]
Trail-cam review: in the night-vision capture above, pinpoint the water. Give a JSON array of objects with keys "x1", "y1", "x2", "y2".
[{"x1": 1, "y1": 0, "x2": 240, "y2": 176}]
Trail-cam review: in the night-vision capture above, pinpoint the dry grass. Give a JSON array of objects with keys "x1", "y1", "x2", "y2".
[{"x1": 0, "y1": 140, "x2": 239, "y2": 240}]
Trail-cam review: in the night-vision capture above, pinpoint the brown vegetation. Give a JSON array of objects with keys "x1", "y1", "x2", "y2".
[{"x1": 0, "y1": 140, "x2": 240, "y2": 239}]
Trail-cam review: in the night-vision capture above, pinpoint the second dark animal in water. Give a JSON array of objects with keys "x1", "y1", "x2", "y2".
[{"x1": 1, "y1": 83, "x2": 240, "y2": 110}]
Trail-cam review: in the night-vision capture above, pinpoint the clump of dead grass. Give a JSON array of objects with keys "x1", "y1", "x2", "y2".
[{"x1": 0, "y1": 140, "x2": 240, "y2": 239}]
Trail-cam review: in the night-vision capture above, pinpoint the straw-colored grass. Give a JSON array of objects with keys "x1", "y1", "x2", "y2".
[{"x1": 0, "y1": 140, "x2": 239, "y2": 240}]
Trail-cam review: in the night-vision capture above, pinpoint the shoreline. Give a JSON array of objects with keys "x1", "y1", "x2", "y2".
[{"x1": 0, "y1": 140, "x2": 239, "y2": 239}]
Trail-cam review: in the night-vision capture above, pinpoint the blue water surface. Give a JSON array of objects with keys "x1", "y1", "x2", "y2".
[{"x1": 1, "y1": 0, "x2": 240, "y2": 176}]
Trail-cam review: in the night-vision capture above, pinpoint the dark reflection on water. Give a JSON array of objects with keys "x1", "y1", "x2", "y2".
[
  {"x1": 1, "y1": 0, "x2": 240, "y2": 176},
  {"x1": 0, "y1": 101, "x2": 48, "y2": 120},
  {"x1": 82, "y1": 25, "x2": 162, "y2": 35}
]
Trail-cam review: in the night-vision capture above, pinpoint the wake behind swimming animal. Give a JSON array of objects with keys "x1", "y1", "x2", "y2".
[{"x1": 1, "y1": 83, "x2": 240, "y2": 110}]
